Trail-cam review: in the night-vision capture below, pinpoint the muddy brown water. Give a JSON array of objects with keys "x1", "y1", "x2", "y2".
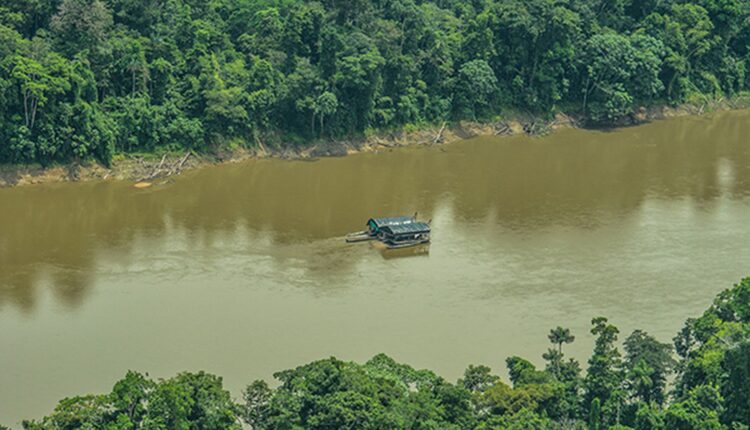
[{"x1": 1, "y1": 111, "x2": 750, "y2": 425}]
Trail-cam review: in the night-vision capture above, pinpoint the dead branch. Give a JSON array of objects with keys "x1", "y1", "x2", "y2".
[{"x1": 432, "y1": 121, "x2": 447, "y2": 145}]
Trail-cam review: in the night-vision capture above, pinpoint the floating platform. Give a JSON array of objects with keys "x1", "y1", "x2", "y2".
[
  {"x1": 383, "y1": 237, "x2": 431, "y2": 249},
  {"x1": 346, "y1": 215, "x2": 431, "y2": 249},
  {"x1": 345, "y1": 230, "x2": 376, "y2": 243}
]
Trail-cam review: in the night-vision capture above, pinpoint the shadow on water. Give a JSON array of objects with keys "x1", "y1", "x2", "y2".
[{"x1": 1, "y1": 110, "x2": 750, "y2": 311}]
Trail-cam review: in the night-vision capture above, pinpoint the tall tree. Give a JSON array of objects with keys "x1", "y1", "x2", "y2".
[
  {"x1": 549, "y1": 327, "x2": 576, "y2": 355},
  {"x1": 585, "y1": 317, "x2": 624, "y2": 427},
  {"x1": 721, "y1": 341, "x2": 750, "y2": 426},
  {"x1": 50, "y1": 0, "x2": 112, "y2": 57},
  {"x1": 454, "y1": 59, "x2": 497, "y2": 119},
  {"x1": 624, "y1": 330, "x2": 675, "y2": 405}
]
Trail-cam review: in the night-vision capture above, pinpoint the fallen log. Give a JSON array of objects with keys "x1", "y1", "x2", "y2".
[
  {"x1": 145, "y1": 154, "x2": 168, "y2": 180},
  {"x1": 432, "y1": 121, "x2": 447, "y2": 145}
]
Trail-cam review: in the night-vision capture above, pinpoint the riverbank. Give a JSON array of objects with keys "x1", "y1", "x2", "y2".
[
  {"x1": 3, "y1": 109, "x2": 750, "y2": 426},
  {"x1": 1, "y1": 97, "x2": 748, "y2": 188}
]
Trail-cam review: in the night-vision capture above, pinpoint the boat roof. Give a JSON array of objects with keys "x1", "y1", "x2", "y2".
[
  {"x1": 368, "y1": 216, "x2": 415, "y2": 228},
  {"x1": 381, "y1": 222, "x2": 431, "y2": 235}
]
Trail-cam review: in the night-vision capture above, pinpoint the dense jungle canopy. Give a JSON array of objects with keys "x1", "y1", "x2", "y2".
[
  {"x1": 12, "y1": 278, "x2": 750, "y2": 429},
  {"x1": 1, "y1": 0, "x2": 749, "y2": 165}
]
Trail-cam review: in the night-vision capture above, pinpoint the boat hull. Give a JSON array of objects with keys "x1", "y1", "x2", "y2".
[{"x1": 383, "y1": 239, "x2": 431, "y2": 249}]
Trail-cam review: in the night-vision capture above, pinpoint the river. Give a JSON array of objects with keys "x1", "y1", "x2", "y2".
[{"x1": 1, "y1": 110, "x2": 749, "y2": 425}]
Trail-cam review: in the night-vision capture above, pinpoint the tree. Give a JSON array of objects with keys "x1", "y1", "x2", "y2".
[
  {"x1": 640, "y1": 4, "x2": 715, "y2": 100},
  {"x1": 15, "y1": 278, "x2": 750, "y2": 428},
  {"x1": 461, "y1": 365, "x2": 500, "y2": 393},
  {"x1": 50, "y1": 0, "x2": 112, "y2": 56},
  {"x1": 544, "y1": 327, "x2": 580, "y2": 387},
  {"x1": 22, "y1": 395, "x2": 110, "y2": 429},
  {"x1": 673, "y1": 318, "x2": 698, "y2": 392},
  {"x1": 145, "y1": 372, "x2": 241, "y2": 429},
  {"x1": 589, "y1": 397, "x2": 602, "y2": 430},
  {"x1": 549, "y1": 327, "x2": 576, "y2": 355},
  {"x1": 109, "y1": 371, "x2": 154, "y2": 425},
  {"x1": 487, "y1": 0, "x2": 582, "y2": 111},
  {"x1": 1, "y1": 0, "x2": 749, "y2": 165},
  {"x1": 664, "y1": 386, "x2": 724, "y2": 430},
  {"x1": 721, "y1": 341, "x2": 750, "y2": 426},
  {"x1": 11, "y1": 52, "x2": 70, "y2": 131},
  {"x1": 624, "y1": 330, "x2": 674, "y2": 405},
  {"x1": 454, "y1": 59, "x2": 497, "y2": 119},
  {"x1": 633, "y1": 403, "x2": 665, "y2": 430},
  {"x1": 315, "y1": 91, "x2": 338, "y2": 136},
  {"x1": 480, "y1": 407, "x2": 555, "y2": 430},
  {"x1": 507, "y1": 356, "x2": 553, "y2": 387},
  {"x1": 197, "y1": 54, "x2": 251, "y2": 141},
  {"x1": 333, "y1": 41, "x2": 385, "y2": 133},
  {"x1": 581, "y1": 33, "x2": 663, "y2": 122},
  {"x1": 242, "y1": 380, "x2": 272, "y2": 429},
  {"x1": 585, "y1": 317, "x2": 624, "y2": 426},
  {"x1": 22, "y1": 371, "x2": 240, "y2": 429},
  {"x1": 674, "y1": 278, "x2": 750, "y2": 396}
]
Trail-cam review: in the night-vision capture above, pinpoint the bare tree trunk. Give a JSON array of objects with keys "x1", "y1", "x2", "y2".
[
  {"x1": 23, "y1": 90, "x2": 30, "y2": 128},
  {"x1": 667, "y1": 72, "x2": 679, "y2": 99},
  {"x1": 399, "y1": 19, "x2": 407, "y2": 53},
  {"x1": 582, "y1": 75, "x2": 591, "y2": 114},
  {"x1": 30, "y1": 96, "x2": 38, "y2": 130},
  {"x1": 433, "y1": 121, "x2": 446, "y2": 145}
]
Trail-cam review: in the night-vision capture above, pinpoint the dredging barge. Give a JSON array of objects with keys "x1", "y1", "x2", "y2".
[{"x1": 346, "y1": 215, "x2": 431, "y2": 249}]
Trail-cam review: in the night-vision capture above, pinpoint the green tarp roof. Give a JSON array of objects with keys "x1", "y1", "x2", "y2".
[{"x1": 369, "y1": 217, "x2": 415, "y2": 228}]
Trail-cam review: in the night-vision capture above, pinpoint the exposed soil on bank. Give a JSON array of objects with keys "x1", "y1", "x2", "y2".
[{"x1": 1, "y1": 99, "x2": 747, "y2": 188}]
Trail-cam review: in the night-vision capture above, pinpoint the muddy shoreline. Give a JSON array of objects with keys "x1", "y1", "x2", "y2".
[{"x1": 1, "y1": 99, "x2": 747, "y2": 188}]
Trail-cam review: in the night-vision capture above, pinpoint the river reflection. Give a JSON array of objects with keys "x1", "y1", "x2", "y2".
[
  {"x1": 2, "y1": 110, "x2": 748, "y2": 311},
  {"x1": 1, "y1": 111, "x2": 749, "y2": 425}
]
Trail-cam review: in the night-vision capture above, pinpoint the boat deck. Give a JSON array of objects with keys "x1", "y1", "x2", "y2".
[{"x1": 346, "y1": 215, "x2": 431, "y2": 249}]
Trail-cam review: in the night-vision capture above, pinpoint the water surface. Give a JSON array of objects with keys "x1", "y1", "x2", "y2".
[{"x1": 1, "y1": 111, "x2": 750, "y2": 425}]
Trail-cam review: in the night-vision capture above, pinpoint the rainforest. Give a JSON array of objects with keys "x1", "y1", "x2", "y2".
[
  {"x1": 1, "y1": 0, "x2": 749, "y2": 165},
  {"x1": 2, "y1": 1, "x2": 750, "y2": 429},
  {"x1": 9, "y1": 278, "x2": 750, "y2": 430}
]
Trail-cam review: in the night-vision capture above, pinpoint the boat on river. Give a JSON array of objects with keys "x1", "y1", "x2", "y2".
[
  {"x1": 345, "y1": 216, "x2": 415, "y2": 242},
  {"x1": 346, "y1": 215, "x2": 431, "y2": 249},
  {"x1": 377, "y1": 221, "x2": 431, "y2": 249}
]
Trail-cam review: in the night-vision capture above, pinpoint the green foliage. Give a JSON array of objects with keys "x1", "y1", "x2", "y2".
[
  {"x1": 623, "y1": 330, "x2": 675, "y2": 405},
  {"x1": 589, "y1": 397, "x2": 601, "y2": 430},
  {"x1": 549, "y1": 327, "x2": 576, "y2": 353},
  {"x1": 2, "y1": 0, "x2": 750, "y2": 165},
  {"x1": 633, "y1": 403, "x2": 665, "y2": 430},
  {"x1": 664, "y1": 386, "x2": 724, "y2": 430},
  {"x1": 545, "y1": 327, "x2": 580, "y2": 383},
  {"x1": 675, "y1": 278, "x2": 750, "y2": 396},
  {"x1": 581, "y1": 33, "x2": 664, "y2": 122},
  {"x1": 721, "y1": 341, "x2": 750, "y2": 427},
  {"x1": 240, "y1": 354, "x2": 474, "y2": 429},
  {"x1": 585, "y1": 317, "x2": 624, "y2": 425},
  {"x1": 454, "y1": 59, "x2": 498, "y2": 119},
  {"x1": 50, "y1": 0, "x2": 112, "y2": 57},
  {"x1": 22, "y1": 371, "x2": 241, "y2": 430},
  {"x1": 461, "y1": 365, "x2": 500, "y2": 393},
  {"x1": 21, "y1": 278, "x2": 750, "y2": 430}
]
